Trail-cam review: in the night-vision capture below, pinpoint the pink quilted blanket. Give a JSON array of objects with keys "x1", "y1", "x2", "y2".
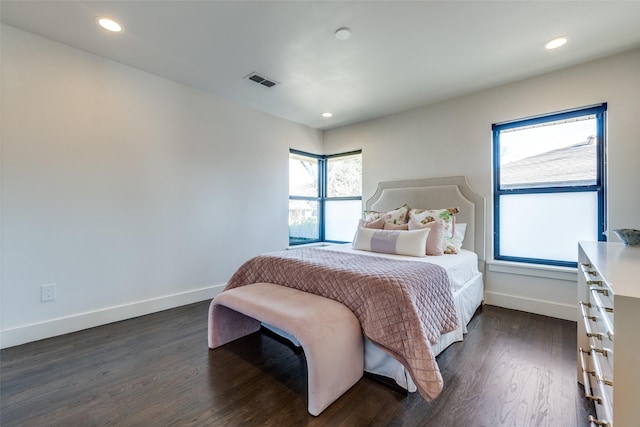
[{"x1": 225, "y1": 247, "x2": 458, "y2": 401}]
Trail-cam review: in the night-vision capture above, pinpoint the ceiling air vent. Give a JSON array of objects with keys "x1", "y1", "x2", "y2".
[{"x1": 245, "y1": 72, "x2": 279, "y2": 88}]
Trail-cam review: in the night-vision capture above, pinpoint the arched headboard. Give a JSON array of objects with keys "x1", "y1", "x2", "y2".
[{"x1": 366, "y1": 176, "x2": 486, "y2": 264}]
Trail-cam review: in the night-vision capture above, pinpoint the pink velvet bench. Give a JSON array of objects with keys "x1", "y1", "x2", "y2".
[{"x1": 208, "y1": 282, "x2": 364, "y2": 416}]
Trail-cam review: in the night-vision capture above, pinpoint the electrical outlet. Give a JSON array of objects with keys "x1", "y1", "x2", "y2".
[{"x1": 41, "y1": 284, "x2": 56, "y2": 302}]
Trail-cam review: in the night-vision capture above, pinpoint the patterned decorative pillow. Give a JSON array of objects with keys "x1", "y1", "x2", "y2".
[
  {"x1": 408, "y1": 219, "x2": 445, "y2": 256},
  {"x1": 358, "y1": 218, "x2": 385, "y2": 229},
  {"x1": 363, "y1": 204, "x2": 410, "y2": 225},
  {"x1": 383, "y1": 222, "x2": 409, "y2": 230},
  {"x1": 352, "y1": 227, "x2": 429, "y2": 257},
  {"x1": 409, "y1": 207, "x2": 460, "y2": 253}
]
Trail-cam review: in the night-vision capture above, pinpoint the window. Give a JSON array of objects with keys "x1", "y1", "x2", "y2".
[
  {"x1": 289, "y1": 149, "x2": 362, "y2": 245},
  {"x1": 493, "y1": 104, "x2": 606, "y2": 267},
  {"x1": 324, "y1": 153, "x2": 363, "y2": 242},
  {"x1": 288, "y1": 151, "x2": 321, "y2": 244}
]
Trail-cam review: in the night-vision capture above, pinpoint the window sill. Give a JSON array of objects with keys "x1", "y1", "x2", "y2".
[{"x1": 486, "y1": 260, "x2": 577, "y2": 282}]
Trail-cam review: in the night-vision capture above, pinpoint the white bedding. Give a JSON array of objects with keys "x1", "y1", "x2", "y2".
[
  {"x1": 365, "y1": 271, "x2": 483, "y2": 391},
  {"x1": 265, "y1": 243, "x2": 484, "y2": 392},
  {"x1": 322, "y1": 244, "x2": 480, "y2": 293}
]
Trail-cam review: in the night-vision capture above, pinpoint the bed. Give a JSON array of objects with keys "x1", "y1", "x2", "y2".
[
  {"x1": 351, "y1": 175, "x2": 485, "y2": 392},
  {"x1": 215, "y1": 176, "x2": 485, "y2": 400}
]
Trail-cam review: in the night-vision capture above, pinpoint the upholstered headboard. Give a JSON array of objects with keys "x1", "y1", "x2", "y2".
[{"x1": 366, "y1": 176, "x2": 486, "y2": 263}]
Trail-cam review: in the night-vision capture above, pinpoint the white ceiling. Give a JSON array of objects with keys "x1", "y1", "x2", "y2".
[{"x1": 2, "y1": 1, "x2": 640, "y2": 130}]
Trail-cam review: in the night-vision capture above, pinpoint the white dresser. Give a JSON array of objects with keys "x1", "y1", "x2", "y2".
[{"x1": 577, "y1": 241, "x2": 640, "y2": 427}]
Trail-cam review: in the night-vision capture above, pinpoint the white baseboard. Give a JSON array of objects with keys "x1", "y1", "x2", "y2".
[
  {"x1": 0, "y1": 283, "x2": 226, "y2": 349},
  {"x1": 484, "y1": 291, "x2": 577, "y2": 322},
  {"x1": 2, "y1": 286, "x2": 577, "y2": 349}
]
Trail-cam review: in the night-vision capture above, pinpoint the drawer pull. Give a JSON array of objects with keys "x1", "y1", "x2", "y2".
[
  {"x1": 589, "y1": 415, "x2": 611, "y2": 427},
  {"x1": 584, "y1": 394, "x2": 602, "y2": 404},
  {"x1": 579, "y1": 349, "x2": 602, "y2": 404},
  {"x1": 590, "y1": 289, "x2": 615, "y2": 342},
  {"x1": 580, "y1": 303, "x2": 603, "y2": 340},
  {"x1": 589, "y1": 348, "x2": 614, "y2": 424},
  {"x1": 589, "y1": 288, "x2": 614, "y2": 314},
  {"x1": 579, "y1": 263, "x2": 598, "y2": 278},
  {"x1": 591, "y1": 287, "x2": 609, "y2": 297},
  {"x1": 590, "y1": 346, "x2": 613, "y2": 387},
  {"x1": 580, "y1": 345, "x2": 611, "y2": 358},
  {"x1": 579, "y1": 301, "x2": 598, "y2": 325},
  {"x1": 597, "y1": 376, "x2": 613, "y2": 387},
  {"x1": 580, "y1": 264, "x2": 602, "y2": 285},
  {"x1": 578, "y1": 348, "x2": 596, "y2": 376}
]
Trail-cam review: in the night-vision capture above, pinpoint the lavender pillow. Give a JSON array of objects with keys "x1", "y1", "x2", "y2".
[{"x1": 352, "y1": 227, "x2": 429, "y2": 257}]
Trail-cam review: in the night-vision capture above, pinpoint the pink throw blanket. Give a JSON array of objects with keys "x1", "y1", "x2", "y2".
[{"x1": 225, "y1": 248, "x2": 458, "y2": 401}]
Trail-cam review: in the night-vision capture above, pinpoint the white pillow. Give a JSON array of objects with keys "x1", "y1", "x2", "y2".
[
  {"x1": 352, "y1": 227, "x2": 429, "y2": 257},
  {"x1": 444, "y1": 223, "x2": 467, "y2": 254},
  {"x1": 452, "y1": 223, "x2": 467, "y2": 251}
]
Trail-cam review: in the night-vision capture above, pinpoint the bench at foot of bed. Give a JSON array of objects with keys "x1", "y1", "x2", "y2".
[{"x1": 208, "y1": 282, "x2": 364, "y2": 416}]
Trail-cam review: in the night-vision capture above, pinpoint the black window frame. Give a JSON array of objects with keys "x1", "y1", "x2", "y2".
[
  {"x1": 492, "y1": 103, "x2": 607, "y2": 267},
  {"x1": 289, "y1": 149, "x2": 362, "y2": 246}
]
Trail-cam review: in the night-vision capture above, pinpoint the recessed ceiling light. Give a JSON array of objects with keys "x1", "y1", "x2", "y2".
[
  {"x1": 322, "y1": 112, "x2": 333, "y2": 118},
  {"x1": 335, "y1": 27, "x2": 352, "y2": 40},
  {"x1": 96, "y1": 17, "x2": 122, "y2": 32},
  {"x1": 544, "y1": 36, "x2": 568, "y2": 50}
]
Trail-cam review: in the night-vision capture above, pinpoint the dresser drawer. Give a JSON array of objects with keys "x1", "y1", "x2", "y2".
[
  {"x1": 580, "y1": 264, "x2": 614, "y2": 344},
  {"x1": 580, "y1": 302, "x2": 614, "y2": 383},
  {"x1": 579, "y1": 345, "x2": 613, "y2": 426}
]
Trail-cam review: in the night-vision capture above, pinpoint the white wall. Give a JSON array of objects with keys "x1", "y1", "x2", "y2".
[
  {"x1": 3, "y1": 24, "x2": 638, "y2": 349},
  {"x1": 0, "y1": 25, "x2": 323, "y2": 348},
  {"x1": 324, "y1": 48, "x2": 640, "y2": 321}
]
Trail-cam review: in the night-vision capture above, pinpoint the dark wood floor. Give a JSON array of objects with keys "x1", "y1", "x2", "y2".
[{"x1": 1, "y1": 302, "x2": 594, "y2": 426}]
